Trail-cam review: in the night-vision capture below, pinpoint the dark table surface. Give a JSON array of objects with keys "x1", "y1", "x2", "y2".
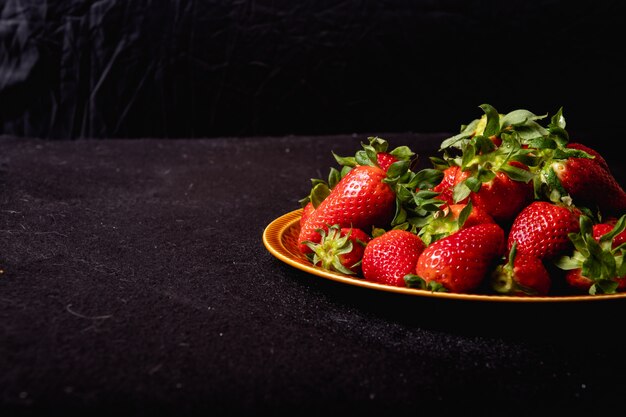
[{"x1": 2, "y1": 132, "x2": 626, "y2": 416}]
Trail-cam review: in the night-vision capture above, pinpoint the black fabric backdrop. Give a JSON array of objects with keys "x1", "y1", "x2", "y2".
[{"x1": 1, "y1": 0, "x2": 626, "y2": 139}]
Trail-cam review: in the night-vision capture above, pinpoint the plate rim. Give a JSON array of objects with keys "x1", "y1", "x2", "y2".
[{"x1": 263, "y1": 209, "x2": 626, "y2": 303}]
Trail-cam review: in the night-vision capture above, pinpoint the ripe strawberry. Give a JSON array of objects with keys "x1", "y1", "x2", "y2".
[
  {"x1": 300, "y1": 201, "x2": 316, "y2": 228},
  {"x1": 361, "y1": 229, "x2": 426, "y2": 287},
  {"x1": 302, "y1": 224, "x2": 371, "y2": 275},
  {"x1": 566, "y1": 142, "x2": 610, "y2": 172},
  {"x1": 549, "y1": 155, "x2": 626, "y2": 215},
  {"x1": 593, "y1": 221, "x2": 626, "y2": 247},
  {"x1": 555, "y1": 215, "x2": 626, "y2": 294},
  {"x1": 507, "y1": 201, "x2": 581, "y2": 260},
  {"x1": 432, "y1": 162, "x2": 533, "y2": 224},
  {"x1": 298, "y1": 165, "x2": 396, "y2": 253},
  {"x1": 491, "y1": 242, "x2": 551, "y2": 296},
  {"x1": 376, "y1": 152, "x2": 399, "y2": 172},
  {"x1": 465, "y1": 161, "x2": 534, "y2": 224},
  {"x1": 418, "y1": 202, "x2": 495, "y2": 246},
  {"x1": 432, "y1": 166, "x2": 467, "y2": 205},
  {"x1": 413, "y1": 223, "x2": 505, "y2": 293}
]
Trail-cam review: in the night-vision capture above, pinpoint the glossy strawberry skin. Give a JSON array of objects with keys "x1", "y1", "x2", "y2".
[
  {"x1": 415, "y1": 223, "x2": 505, "y2": 293},
  {"x1": 468, "y1": 162, "x2": 534, "y2": 224},
  {"x1": 298, "y1": 165, "x2": 395, "y2": 253},
  {"x1": 432, "y1": 166, "x2": 468, "y2": 205},
  {"x1": 507, "y1": 201, "x2": 581, "y2": 260},
  {"x1": 376, "y1": 152, "x2": 399, "y2": 172},
  {"x1": 552, "y1": 156, "x2": 626, "y2": 215},
  {"x1": 593, "y1": 222, "x2": 626, "y2": 247},
  {"x1": 362, "y1": 230, "x2": 426, "y2": 287},
  {"x1": 300, "y1": 201, "x2": 316, "y2": 228}
]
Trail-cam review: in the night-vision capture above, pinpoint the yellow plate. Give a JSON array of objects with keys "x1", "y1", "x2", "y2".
[{"x1": 263, "y1": 209, "x2": 626, "y2": 303}]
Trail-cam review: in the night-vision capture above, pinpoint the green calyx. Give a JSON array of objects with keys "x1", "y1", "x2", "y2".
[
  {"x1": 553, "y1": 214, "x2": 626, "y2": 294},
  {"x1": 333, "y1": 136, "x2": 415, "y2": 170},
  {"x1": 490, "y1": 242, "x2": 539, "y2": 296},
  {"x1": 389, "y1": 167, "x2": 445, "y2": 233},
  {"x1": 303, "y1": 224, "x2": 365, "y2": 275},
  {"x1": 418, "y1": 202, "x2": 474, "y2": 246},
  {"x1": 404, "y1": 274, "x2": 448, "y2": 292}
]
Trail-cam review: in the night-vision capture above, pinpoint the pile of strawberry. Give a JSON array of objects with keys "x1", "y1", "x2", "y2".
[{"x1": 297, "y1": 104, "x2": 626, "y2": 296}]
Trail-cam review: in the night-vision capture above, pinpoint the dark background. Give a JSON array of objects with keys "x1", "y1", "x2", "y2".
[{"x1": 1, "y1": 0, "x2": 625, "y2": 139}]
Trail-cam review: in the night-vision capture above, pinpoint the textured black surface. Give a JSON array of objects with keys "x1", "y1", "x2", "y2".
[
  {"x1": 1, "y1": 1, "x2": 626, "y2": 139},
  {"x1": 2, "y1": 133, "x2": 626, "y2": 416}
]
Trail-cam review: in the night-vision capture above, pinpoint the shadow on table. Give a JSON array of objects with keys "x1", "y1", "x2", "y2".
[{"x1": 284, "y1": 265, "x2": 624, "y2": 347}]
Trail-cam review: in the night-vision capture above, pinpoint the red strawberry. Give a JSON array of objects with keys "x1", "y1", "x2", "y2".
[
  {"x1": 413, "y1": 223, "x2": 505, "y2": 293},
  {"x1": 466, "y1": 161, "x2": 534, "y2": 224},
  {"x1": 593, "y1": 221, "x2": 626, "y2": 247},
  {"x1": 432, "y1": 166, "x2": 468, "y2": 205},
  {"x1": 432, "y1": 162, "x2": 533, "y2": 224},
  {"x1": 418, "y1": 202, "x2": 495, "y2": 246},
  {"x1": 298, "y1": 165, "x2": 395, "y2": 253},
  {"x1": 361, "y1": 230, "x2": 426, "y2": 287},
  {"x1": 566, "y1": 142, "x2": 610, "y2": 172},
  {"x1": 546, "y1": 149, "x2": 626, "y2": 215},
  {"x1": 300, "y1": 201, "x2": 316, "y2": 228},
  {"x1": 376, "y1": 152, "x2": 399, "y2": 172},
  {"x1": 302, "y1": 224, "x2": 371, "y2": 275},
  {"x1": 491, "y1": 242, "x2": 551, "y2": 296},
  {"x1": 507, "y1": 201, "x2": 581, "y2": 260}
]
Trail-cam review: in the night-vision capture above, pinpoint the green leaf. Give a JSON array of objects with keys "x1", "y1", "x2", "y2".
[
  {"x1": 310, "y1": 183, "x2": 331, "y2": 208},
  {"x1": 355, "y1": 149, "x2": 376, "y2": 166},
  {"x1": 457, "y1": 201, "x2": 473, "y2": 228},
  {"x1": 439, "y1": 120, "x2": 478, "y2": 150},
  {"x1": 389, "y1": 145, "x2": 415, "y2": 161},
  {"x1": 452, "y1": 181, "x2": 472, "y2": 202},
  {"x1": 479, "y1": 104, "x2": 501, "y2": 137},
  {"x1": 386, "y1": 160, "x2": 410, "y2": 179},
  {"x1": 332, "y1": 152, "x2": 357, "y2": 167},
  {"x1": 328, "y1": 167, "x2": 341, "y2": 188},
  {"x1": 500, "y1": 109, "x2": 543, "y2": 128},
  {"x1": 366, "y1": 136, "x2": 389, "y2": 153},
  {"x1": 412, "y1": 169, "x2": 444, "y2": 190}
]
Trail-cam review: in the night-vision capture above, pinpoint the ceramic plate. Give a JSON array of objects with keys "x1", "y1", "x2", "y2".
[{"x1": 263, "y1": 209, "x2": 626, "y2": 303}]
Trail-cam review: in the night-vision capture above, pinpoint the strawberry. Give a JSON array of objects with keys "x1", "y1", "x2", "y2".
[
  {"x1": 464, "y1": 161, "x2": 534, "y2": 224},
  {"x1": 566, "y1": 142, "x2": 610, "y2": 172},
  {"x1": 361, "y1": 229, "x2": 426, "y2": 287},
  {"x1": 432, "y1": 165, "x2": 467, "y2": 205},
  {"x1": 412, "y1": 223, "x2": 505, "y2": 293},
  {"x1": 300, "y1": 201, "x2": 316, "y2": 228},
  {"x1": 333, "y1": 136, "x2": 415, "y2": 173},
  {"x1": 555, "y1": 215, "x2": 626, "y2": 294},
  {"x1": 491, "y1": 242, "x2": 551, "y2": 296},
  {"x1": 548, "y1": 155, "x2": 626, "y2": 215},
  {"x1": 593, "y1": 221, "x2": 626, "y2": 247},
  {"x1": 298, "y1": 165, "x2": 396, "y2": 253},
  {"x1": 536, "y1": 140, "x2": 626, "y2": 216},
  {"x1": 418, "y1": 202, "x2": 495, "y2": 246},
  {"x1": 302, "y1": 224, "x2": 371, "y2": 275},
  {"x1": 376, "y1": 152, "x2": 400, "y2": 172},
  {"x1": 507, "y1": 201, "x2": 581, "y2": 260}
]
